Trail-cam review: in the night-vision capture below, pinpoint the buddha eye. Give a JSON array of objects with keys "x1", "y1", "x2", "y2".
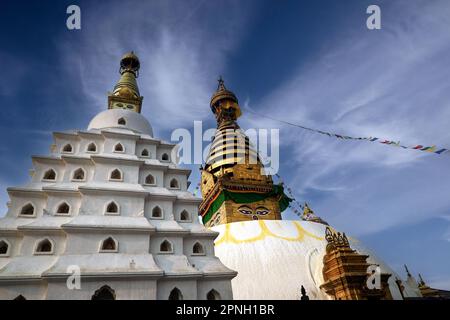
[
  {"x1": 255, "y1": 207, "x2": 270, "y2": 215},
  {"x1": 238, "y1": 206, "x2": 253, "y2": 215}
]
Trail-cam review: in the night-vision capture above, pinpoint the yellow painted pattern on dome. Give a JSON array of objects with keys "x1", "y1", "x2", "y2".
[{"x1": 214, "y1": 220, "x2": 324, "y2": 246}]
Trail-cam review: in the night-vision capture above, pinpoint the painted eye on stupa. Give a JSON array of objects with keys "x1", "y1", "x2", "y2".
[
  {"x1": 238, "y1": 206, "x2": 253, "y2": 215},
  {"x1": 255, "y1": 207, "x2": 270, "y2": 215}
]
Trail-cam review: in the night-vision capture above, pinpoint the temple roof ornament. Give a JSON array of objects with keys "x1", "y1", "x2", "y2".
[
  {"x1": 404, "y1": 264, "x2": 412, "y2": 278},
  {"x1": 301, "y1": 202, "x2": 329, "y2": 225},
  {"x1": 321, "y1": 226, "x2": 393, "y2": 300},
  {"x1": 416, "y1": 272, "x2": 450, "y2": 299},
  {"x1": 324, "y1": 226, "x2": 349, "y2": 248},
  {"x1": 119, "y1": 51, "x2": 140, "y2": 77},
  {"x1": 210, "y1": 76, "x2": 239, "y2": 107},
  {"x1": 210, "y1": 76, "x2": 241, "y2": 120},
  {"x1": 418, "y1": 273, "x2": 426, "y2": 287},
  {"x1": 108, "y1": 52, "x2": 143, "y2": 113}
]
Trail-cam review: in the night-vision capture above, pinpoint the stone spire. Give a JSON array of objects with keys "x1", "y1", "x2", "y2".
[{"x1": 108, "y1": 51, "x2": 143, "y2": 113}]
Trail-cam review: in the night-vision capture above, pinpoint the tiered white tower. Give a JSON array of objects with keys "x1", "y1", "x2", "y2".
[{"x1": 0, "y1": 52, "x2": 236, "y2": 300}]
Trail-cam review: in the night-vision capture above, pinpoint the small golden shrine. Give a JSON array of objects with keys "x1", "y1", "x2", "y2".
[{"x1": 320, "y1": 227, "x2": 392, "y2": 300}]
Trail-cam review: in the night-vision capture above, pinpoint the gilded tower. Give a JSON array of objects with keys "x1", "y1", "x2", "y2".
[
  {"x1": 108, "y1": 51, "x2": 143, "y2": 113},
  {"x1": 199, "y1": 78, "x2": 291, "y2": 227},
  {"x1": 320, "y1": 227, "x2": 393, "y2": 300}
]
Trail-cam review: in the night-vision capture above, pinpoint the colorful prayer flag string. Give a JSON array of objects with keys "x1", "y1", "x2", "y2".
[
  {"x1": 244, "y1": 107, "x2": 449, "y2": 156},
  {"x1": 274, "y1": 173, "x2": 304, "y2": 217}
]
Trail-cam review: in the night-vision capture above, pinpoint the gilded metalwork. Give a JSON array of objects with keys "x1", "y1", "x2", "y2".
[
  {"x1": 200, "y1": 78, "x2": 283, "y2": 227},
  {"x1": 320, "y1": 227, "x2": 393, "y2": 300},
  {"x1": 302, "y1": 203, "x2": 329, "y2": 225},
  {"x1": 108, "y1": 51, "x2": 143, "y2": 113}
]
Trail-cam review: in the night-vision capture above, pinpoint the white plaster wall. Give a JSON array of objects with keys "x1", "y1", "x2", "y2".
[
  {"x1": 7, "y1": 194, "x2": 47, "y2": 218},
  {"x1": 88, "y1": 109, "x2": 153, "y2": 136},
  {"x1": 0, "y1": 234, "x2": 22, "y2": 257},
  {"x1": 145, "y1": 199, "x2": 173, "y2": 220},
  {"x1": 79, "y1": 136, "x2": 105, "y2": 155},
  {"x1": 212, "y1": 220, "x2": 330, "y2": 300},
  {"x1": 0, "y1": 257, "x2": 10, "y2": 270},
  {"x1": 55, "y1": 137, "x2": 80, "y2": 155},
  {"x1": 136, "y1": 143, "x2": 156, "y2": 159},
  {"x1": 46, "y1": 278, "x2": 157, "y2": 300},
  {"x1": 103, "y1": 137, "x2": 136, "y2": 156},
  {"x1": 20, "y1": 234, "x2": 66, "y2": 256},
  {"x1": 32, "y1": 161, "x2": 65, "y2": 183},
  {"x1": 139, "y1": 169, "x2": 163, "y2": 187},
  {"x1": 165, "y1": 173, "x2": 187, "y2": 191},
  {"x1": 150, "y1": 236, "x2": 182, "y2": 255},
  {"x1": 0, "y1": 118, "x2": 235, "y2": 300},
  {"x1": 93, "y1": 162, "x2": 140, "y2": 184},
  {"x1": 183, "y1": 238, "x2": 212, "y2": 257},
  {"x1": 79, "y1": 193, "x2": 145, "y2": 217},
  {"x1": 0, "y1": 281, "x2": 48, "y2": 300},
  {"x1": 197, "y1": 279, "x2": 233, "y2": 300},
  {"x1": 64, "y1": 232, "x2": 149, "y2": 255},
  {"x1": 173, "y1": 203, "x2": 197, "y2": 222},
  {"x1": 156, "y1": 279, "x2": 197, "y2": 300},
  {"x1": 156, "y1": 147, "x2": 174, "y2": 163},
  {"x1": 46, "y1": 194, "x2": 81, "y2": 216},
  {"x1": 62, "y1": 162, "x2": 94, "y2": 183}
]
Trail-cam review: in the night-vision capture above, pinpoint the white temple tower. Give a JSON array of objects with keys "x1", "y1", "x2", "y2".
[{"x1": 0, "y1": 52, "x2": 236, "y2": 300}]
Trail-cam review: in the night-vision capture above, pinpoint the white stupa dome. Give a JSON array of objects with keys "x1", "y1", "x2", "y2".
[
  {"x1": 88, "y1": 109, "x2": 153, "y2": 136},
  {"x1": 211, "y1": 220, "x2": 421, "y2": 300}
]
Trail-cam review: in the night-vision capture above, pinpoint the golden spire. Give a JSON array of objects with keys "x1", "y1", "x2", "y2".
[
  {"x1": 108, "y1": 51, "x2": 143, "y2": 113},
  {"x1": 321, "y1": 226, "x2": 393, "y2": 300},
  {"x1": 210, "y1": 76, "x2": 241, "y2": 122},
  {"x1": 203, "y1": 77, "x2": 259, "y2": 178},
  {"x1": 199, "y1": 78, "x2": 292, "y2": 227}
]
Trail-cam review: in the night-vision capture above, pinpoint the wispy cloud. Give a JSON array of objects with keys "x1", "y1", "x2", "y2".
[
  {"x1": 58, "y1": 0, "x2": 258, "y2": 132},
  {"x1": 241, "y1": 0, "x2": 450, "y2": 236},
  {"x1": 1, "y1": 0, "x2": 448, "y2": 286}
]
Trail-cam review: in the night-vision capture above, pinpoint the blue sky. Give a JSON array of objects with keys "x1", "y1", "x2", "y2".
[{"x1": 0, "y1": 0, "x2": 449, "y2": 289}]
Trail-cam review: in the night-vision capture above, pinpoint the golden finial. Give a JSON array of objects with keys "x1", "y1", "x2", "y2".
[
  {"x1": 107, "y1": 51, "x2": 143, "y2": 113},
  {"x1": 210, "y1": 76, "x2": 238, "y2": 108},
  {"x1": 120, "y1": 51, "x2": 140, "y2": 77},
  {"x1": 217, "y1": 75, "x2": 226, "y2": 91}
]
